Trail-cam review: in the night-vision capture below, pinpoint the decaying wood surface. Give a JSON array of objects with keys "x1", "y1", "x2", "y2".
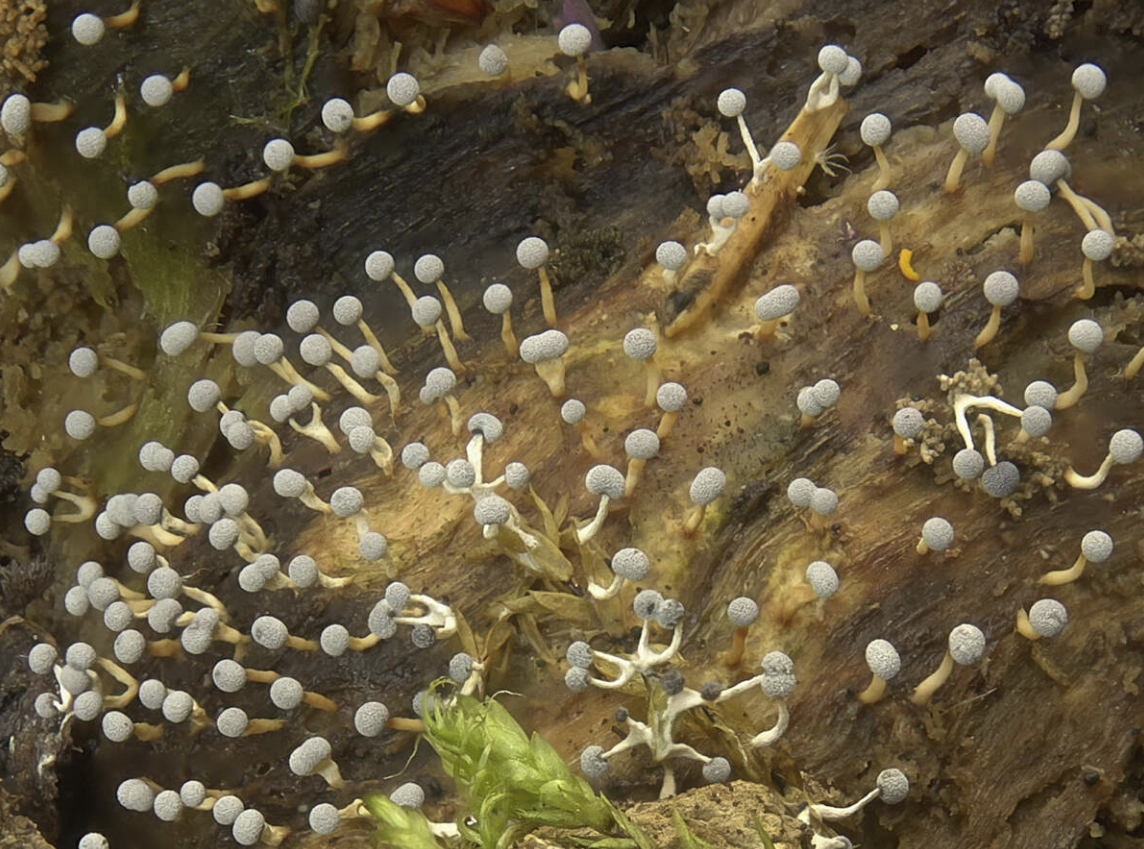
[{"x1": 2, "y1": 1, "x2": 1143, "y2": 848}]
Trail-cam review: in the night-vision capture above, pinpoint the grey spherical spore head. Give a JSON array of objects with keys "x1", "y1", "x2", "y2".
[
  {"x1": 186, "y1": 378, "x2": 221, "y2": 413},
  {"x1": 761, "y1": 650, "x2": 794, "y2": 675},
  {"x1": 632, "y1": 589, "x2": 663, "y2": 621},
  {"x1": 213, "y1": 795, "x2": 245, "y2": 826},
  {"x1": 921, "y1": 517, "x2": 954, "y2": 551},
  {"x1": 102, "y1": 711, "x2": 133, "y2": 742},
  {"x1": 299, "y1": 333, "x2": 333, "y2": 367},
  {"x1": 727, "y1": 596, "x2": 759, "y2": 627},
  {"x1": 289, "y1": 736, "x2": 332, "y2": 776},
  {"x1": 418, "y1": 461, "x2": 446, "y2": 488},
  {"x1": 770, "y1": 141, "x2": 801, "y2": 171},
  {"x1": 272, "y1": 468, "x2": 307, "y2": 498},
  {"x1": 703, "y1": 757, "x2": 732, "y2": 784},
  {"x1": 153, "y1": 789, "x2": 184, "y2": 822},
  {"x1": 482, "y1": 282, "x2": 513, "y2": 314},
  {"x1": 1014, "y1": 180, "x2": 1050, "y2": 213},
  {"x1": 805, "y1": 560, "x2": 839, "y2": 598},
  {"x1": 1082, "y1": 229, "x2": 1114, "y2": 262},
  {"x1": 65, "y1": 410, "x2": 96, "y2": 440},
  {"x1": 913, "y1": 281, "x2": 943, "y2": 313},
  {"x1": 66, "y1": 641, "x2": 97, "y2": 671},
  {"x1": 73, "y1": 691, "x2": 103, "y2": 721},
  {"x1": 138, "y1": 679, "x2": 167, "y2": 710},
  {"x1": 410, "y1": 623, "x2": 436, "y2": 649},
  {"x1": 171, "y1": 453, "x2": 200, "y2": 484},
  {"x1": 400, "y1": 442, "x2": 430, "y2": 470},
  {"x1": 1081, "y1": 529, "x2": 1113, "y2": 563},
  {"x1": 88, "y1": 224, "x2": 121, "y2": 259},
  {"x1": 365, "y1": 250, "x2": 395, "y2": 281},
  {"x1": 467, "y1": 412, "x2": 503, "y2": 442},
  {"x1": 251, "y1": 615, "x2": 289, "y2": 650},
  {"x1": 59, "y1": 665, "x2": 92, "y2": 696},
  {"x1": 330, "y1": 485, "x2": 364, "y2": 517},
  {"x1": 1029, "y1": 598, "x2": 1068, "y2": 637},
  {"x1": 321, "y1": 97, "x2": 354, "y2": 132},
  {"x1": 561, "y1": 398, "x2": 586, "y2": 424},
  {"x1": 320, "y1": 624, "x2": 350, "y2": 657},
  {"x1": 953, "y1": 112, "x2": 990, "y2": 153},
  {"x1": 478, "y1": 43, "x2": 508, "y2": 76},
  {"x1": 812, "y1": 379, "x2": 841, "y2": 409},
  {"x1": 656, "y1": 598, "x2": 686, "y2": 629},
  {"x1": 565, "y1": 666, "x2": 589, "y2": 692},
  {"x1": 754, "y1": 284, "x2": 800, "y2": 321},
  {"x1": 877, "y1": 768, "x2": 910, "y2": 804},
  {"x1": 851, "y1": 239, "x2": 884, "y2": 271},
  {"x1": 286, "y1": 299, "x2": 320, "y2": 333},
  {"x1": 217, "y1": 706, "x2": 250, "y2": 738},
  {"x1": 212, "y1": 658, "x2": 247, "y2": 693},
  {"x1": 391, "y1": 782, "x2": 426, "y2": 809},
  {"x1": 269, "y1": 676, "x2": 304, "y2": 710},
  {"x1": 657, "y1": 240, "x2": 687, "y2": 270},
  {"x1": 580, "y1": 745, "x2": 610, "y2": 778},
  {"x1": 1029, "y1": 149, "x2": 1071, "y2": 184},
  {"x1": 1068, "y1": 318, "x2": 1103, "y2": 353},
  {"x1": 656, "y1": 381, "x2": 687, "y2": 412},
  {"x1": 983, "y1": 271, "x2": 1019, "y2": 306},
  {"x1": 233, "y1": 808, "x2": 267, "y2": 846},
  {"x1": 162, "y1": 689, "x2": 195, "y2": 723},
  {"x1": 360, "y1": 531, "x2": 388, "y2": 561},
  {"x1": 1021, "y1": 405, "x2": 1052, "y2": 438},
  {"x1": 146, "y1": 598, "x2": 183, "y2": 633},
  {"x1": 473, "y1": 495, "x2": 511, "y2": 526},
  {"x1": 717, "y1": 87, "x2": 746, "y2": 117},
  {"x1": 867, "y1": 190, "x2": 899, "y2": 221},
  {"x1": 865, "y1": 639, "x2": 900, "y2": 679},
  {"x1": 516, "y1": 236, "x2": 549, "y2": 270},
  {"x1": 385, "y1": 581, "x2": 411, "y2": 611},
  {"x1": 34, "y1": 692, "x2": 57, "y2": 719},
  {"x1": 208, "y1": 518, "x2": 240, "y2": 550},
  {"x1": 117, "y1": 778, "x2": 156, "y2": 812},
  {"x1": 414, "y1": 253, "x2": 445, "y2": 285},
  {"x1": 519, "y1": 329, "x2": 569, "y2": 363},
  {"x1": 948, "y1": 624, "x2": 986, "y2": 665},
  {"x1": 611, "y1": 547, "x2": 650, "y2": 582},
  {"x1": 762, "y1": 671, "x2": 797, "y2": 699},
  {"x1": 348, "y1": 425, "x2": 377, "y2": 455},
  {"x1": 809, "y1": 487, "x2": 838, "y2": 516},
  {"x1": 69, "y1": 347, "x2": 99, "y2": 378},
  {"x1": 386, "y1": 72, "x2": 420, "y2": 107},
  {"x1": 287, "y1": 555, "x2": 319, "y2": 587},
  {"x1": 79, "y1": 557, "x2": 106, "y2": 585},
  {"x1": 981, "y1": 461, "x2": 1020, "y2": 498},
  {"x1": 566, "y1": 640, "x2": 594, "y2": 669},
  {"x1": 448, "y1": 651, "x2": 475, "y2": 683},
  {"x1": 332, "y1": 295, "x2": 364, "y2": 326},
  {"x1": 624, "y1": 428, "x2": 660, "y2": 460},
  {"x1": 1110, "y1": 429, "x2": 1143, "y2": 464},
  {"x1": 586, "y1": 464, "x2": 625, "y2": 499},
  {"x1": 723, "y1": 190, "x2": 750, "y2": 218},
  {"x1": 147, "y1": 566, "x2": 182, "y2": 599},
  {"x1": 504, "y1": 461, "x2": 530, "y2": 489},
  {"x1": 411, "y1": 296, "x2": 443, "y2": 331},
  {"x1": 622, "y1": 328, "x2": 657, "y2": 361},
  {"x1": 309, "y1": 802, "x2": 340, "y2": 834},
  {"x1": 24, "y1": 508, "x2": 51, "y2": 536},
  {"x1": 446, "y1": 458, "x2": 477, "y2": 489},
  {"x1": 786, "y1": 477, "x2": 815, "y2": 508},
  {"x1": 354, "y1": 700, "x2": 390, "y2": 736},
  {"x1": 269, "y1": 395, "x2": 293, "y2": 423},
  {"x1": 690, "y1": 466, "x2": 726, "y2": 506},
  {"x1": 87, "y1": 577, "x2": 121, "y2": 611},
  {"x1": 339, "y1": 406, "x2": 372, "y2": 435},
  {"x1": 860, "y1": 112, "x2": 891, "y2": 146},
  {"x1": 28, "y1": 642, "x2": 57, "y2": 674},
  {"x1": 953, "y1": 448, "x2": 985, "y2": 480},
  {"x1": 368, "y1": 601, "x2": 398, "y2": 639},
  {"x1": 424, "y1": 366, "x2": 457, "y2": 400},
  {"x1": 180, "y1": 780, "x2": 207, "y2": 808},
  {"x1": 797, "y1": 386, "x2": 824, "y2": 418},
  {"x1": 1072, "y1": 62, "x2": 1107, "y2": 99}
]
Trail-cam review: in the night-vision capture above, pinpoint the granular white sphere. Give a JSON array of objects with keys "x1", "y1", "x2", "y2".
[
  {"x1": 953, "y1": 112, "x2": 990, "y2": 153},
  {"x1": 141, "y1": 74, "x2": 175, "y2": 107},
  {"x1": 622, "y1": 328, "x2": 657, "y2": 361},
  {"x1": 817, "y1": 44, "x2": 849, "y2": 74},
  {"x1": 25, "y1": 508, "x2": 50, "y2": 535},
  {"x1": 479, "y1": 44, "x2": 508, "y2": 77},
  {"x1": 1029, "y1": 149, "x2": 1070, "y2": 184},
  {"x1": 330, "y1": 485, "x2": 364, "y2": 516},
  {"x1": 1081, "y1": 229, "x2": 1114, "y2": 262},
  {"x1": 994, "y1": 80, "x2": 1026, "y2": 114},
  {"x1": 1021, "y1": 405, "x2": 1052, "y2": 437},
  {"x1": 1, "y1": 94, "x2": 31, "y2": 136},
  {"x1": 504, "y1": 461, "x2": 530, "y2": 489},
  {"x1": 786, "y1": 477, "x2": 815, "y2": 508},
  {"x1": 1067, "y1": 318, "x2": 1103, "y2": 353},
  {"x1": 516, "y1": 236, "x2": 549, "y2": 269},
  {"x1": 770, "y1": 141, "x2": 801, "y2": 171},
  {"x1": 717, "y1": 88, "x2": 746, "y2": 117},
  {"x1": 581, "y1": 745, "x2": 610, "y2": 778},
  {"x1": 69, "y1": 346, "x2": 99, "y2": 378},
  {"x1": 269, "y1": 676, "x2": 304, "y2": 709},
  {"x1": 754, "y1": 284, "x2": 800, "y2": 321},
  {"x1": 1014, "y1": 180, "x2": 1050, "y2": 213},
  {"x1": 867, "y1": 190, "x2": 899, "y2": 221},
  {"x1": 983, "y1": 270, "x2": 1019, "y2": 306},
  {"x1": 624, "y1": 428, "x2": 660, "y2": 459},
  {"x1": 212, "y1": 796, "x2": 245, "y2": 826},
  {"x1": 138, "y1": 679, "x2": 167, "y2": 710},
  {"x1": 948, "y1": 623, "x2": 986, "y2": 665},
  {"x1": 1028, "y1": 599, "x2": 1068, "y2": 638},
  {"x1": 558, "y1": 23, "x2": 592, "y2": 56},
  {"x1": 611, "y1": 547, "x2": 649, "y2": 581},
  {"x1": 811, "y1": 378, "x2": 840, "y2": 408},
  {"x1": 727, "y1": 597, "x2": 759, "y2": 627},
  {"x1": 113, "y1": 629, "x2": 146, "y2": 663},
  {"x1": 162, "y1": 689, "x2": 195, "y2": 723},
  {"x1": 418, "y1": 461, "x2": 446, "y2": 488},
  {"x1": 482, "y1": 282, "x2": 513, "y2": 314},
  {"x1": 805, "y1": 560, "x2": 838, "y2": 598},
  {"x1": 1024, "y1": 380, "x2": 1057, "y2": 409},
  {"x1": 187, "y1": 378, "x2": 220, "y2": 412},
  {"x1": 88, "y1": 225, "x2": 121, "y2": 259},
  {"x1": 153, "y1": 789, "x2": 184, "y2": 821},
  {"x1": 519, "y1": 329, "x2": 568, "y2": 363},
  {"x1": 703, "y1": 757, "x2": 732, "y2": 784},
  {"x1": 1110, "y1": 429, "x2": 1143, "y2": 464},
  {"x1": 360, "y1": 531, "x2": 387, "y2": 561},
  {"x1": 913, "y1": 281, "x2": 943, "y2": 313},
  {"x1": 386, "y1": 72, "x2": 420, "y2": 107},
  {"x1": 473, "y1": 495, "x2": 511, "y2": 526},
  {"x1": 414, "y1": 253, "x2": 445, "y2": 283},
  {"x1": 333, "y1": 295, "x2": 363, "y2": 325},
  {"x1": 560, "y1": 398, "x2": 585, "y2": 424},
  {"x1": 656, "y1": 382, "x2": 687, "y2": 412},
  {"x1": 65, "y1": 409, "x2": 96, "y2": 440},
  {"x1": 72, "y1": 13, "x2": 105, "y2": 45},
  {"x1": 1072, "y1": 62, "x2": 1107, "y2": 99},
  {"x1": 320, "y1": 624, "x2": 350, "y2": 657},
  {"x1": 877, "y1": 768, "x2": 910, "y2": 805},
  {"x1": 102, "y1": 711, "x2": 133, "y2": 742},
  {"x1": 809, "y1": 487, "x2": 838, "y2": 515},
  {"x1": 865, "y1": 638, "x2": 900, "y2": 679},
  {"x1": 892, "y1": 406, "x2": 924, "y2": 438},
  {"x1": 233, "y1": 809, "x2": 266, "y2": 846},
  {"x1": 839, "y1": 55, "x2": 862, "y2": 86},
  {"x1": 690, "y1": 466, "x2": 726, "y2": 506},
  {"x1": 921, "y1": 517, "x2": 954, "y2": 551},
  {"x1": 192, "y1": 182, "x2": 224, "y2": 217},
  {"x1": 797, "y1": 386, "x2": 824, "y2": 418},
  {"x1": 1080, "y1": 529, "x2": 1113, "y2": 562},
  {"x1": 286, "y1": 299, "x2": 320, "y2": 333},
  {"x1": 585, "y1": 464, "x2": 625, "y2": 499},
  {"x1": 446, "y1": 458, "x2": 476, "y2": 489},
  {"x1": 981, "y1": 461, "x2": 1020, "y2": 498},
  {"x1": 118, "y1": 778, "x2": 156, "y2": 812},
  {"x1": 411, "y1": 295, "x2": 442, "y2": 327},
  {"x1": 852, "y1": 239, "x2": 884, "y2": 271},
  {"x1": 365, "y1": 249, "x2": 395, "y2": 281},
  {"x1": 860, "y1": 112, "x2": 891, "y2": 147},
  {"x1": 309, "y1": 803, "x2": 340, "y2": 834},
  {"x1": 723, "y1": 190, "x2": 749, "y2": 219},
  {"x1": 75, "y1": 127, "x2": 107, "y2": 159},
  {"x1": 656, "y1": 240, "x2": 687, "y2": 270},
  {"x1": 321, "y1": 97, "x2": 354, "y2": 132}
]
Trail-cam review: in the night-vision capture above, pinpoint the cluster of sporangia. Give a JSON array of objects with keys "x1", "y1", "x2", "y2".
[{"x1": 6, "y1": 3, "x2": 1141, "y2": 846}]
